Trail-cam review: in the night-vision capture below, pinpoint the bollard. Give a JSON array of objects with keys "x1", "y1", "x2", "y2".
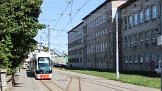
[{"x1": 1, "y1": 69, "x2": 7, "y2": 91}]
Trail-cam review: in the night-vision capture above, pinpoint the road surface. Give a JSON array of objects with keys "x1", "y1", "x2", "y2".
[{"x1": 9, "y1": 69, "x2": 160, "y2": 91}]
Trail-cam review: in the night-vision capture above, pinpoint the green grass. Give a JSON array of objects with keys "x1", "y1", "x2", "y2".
[{"x1": 63, "y1": 68, "x2": 160, "y2": 89}]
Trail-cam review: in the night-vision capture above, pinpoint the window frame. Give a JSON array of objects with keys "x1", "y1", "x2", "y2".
[
  {"x1": 128, "y1": 15, "x2": 133, "y2": 28},
  {"x1": 134, "y1": 13, "x2": 138, "y2": 26},
  {"x1": 145, "y1": 7, "x2": 150, "y2": 21},
  {"x1": 123, "y1": 17, "x2": 128, "y2": 30},
  {"x1": 139, "y1": 10, "x2": 144, "y2": 24},
  {"x1": 151, "y1": 4, "x2": 157, "y2": 20}
]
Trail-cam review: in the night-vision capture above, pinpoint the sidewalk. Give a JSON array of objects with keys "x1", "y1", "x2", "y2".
[{"x1": 8, "y1": 69, "x2": 42, "y2": 91}]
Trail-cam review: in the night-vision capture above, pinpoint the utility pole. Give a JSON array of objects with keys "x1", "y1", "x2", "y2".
[
  {"x1": 158, "y1": 35, "x2": 162, "y2": 91},
  {"x1": 160, "y1": 2, "x2": 162, "y2": 91},
  {"x1": 40, "y1": 36, "x2": 42, "y2": 52},
  {"x1": 48, "y1": 25, "x2": 50, "y2": 53},
  {"x1": 116, "y1": 12, "x2": 119, "y2": 79}
]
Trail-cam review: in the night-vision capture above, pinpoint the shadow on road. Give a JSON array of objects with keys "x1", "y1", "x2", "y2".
[{"x1": 13, "y1": 83, "x2": 23, "y2": 87}]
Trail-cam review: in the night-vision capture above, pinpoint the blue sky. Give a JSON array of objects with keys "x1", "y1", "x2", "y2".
[{"x1": 34, "y1": 0, "x2": 106, "y2": 53}]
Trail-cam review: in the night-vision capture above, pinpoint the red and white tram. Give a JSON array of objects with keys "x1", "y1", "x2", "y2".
[{"x1": 30, "y1": 52, "x2": 52, "y2": 79}]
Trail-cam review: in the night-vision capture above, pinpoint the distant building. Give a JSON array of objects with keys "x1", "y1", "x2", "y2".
[{"x1": 50, "y1": 49, "x2": 68, "y2": 65}]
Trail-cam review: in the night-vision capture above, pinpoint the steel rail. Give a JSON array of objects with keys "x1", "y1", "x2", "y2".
[{"x1": 59, "y1": 72, "x2": 137, "y2": 91}]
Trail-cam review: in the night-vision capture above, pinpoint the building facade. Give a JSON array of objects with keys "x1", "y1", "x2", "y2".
[
  {"x1": 68, "y1": 0, "x2": 127, "y2": 70},
  {"x1": 68, "y1": 22, "x2": 86, "y2": 68},
  {"x1": 119, "y1": 0, "x2": 162, "y2": 72},
  {"x1": 83, "y1": 0, "x2": 127, "y2": 70}
]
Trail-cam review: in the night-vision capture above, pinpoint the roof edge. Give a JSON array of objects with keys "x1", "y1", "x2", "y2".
[
  {"x1": 67, "y1": 21, "x2": 83, "y2": 33},
  {"x1": 82, "y1": 0, "x2": 111, "y2": 20},
  {"x1": 118, "y1": 0, "x2": 136, "y2": 9}
]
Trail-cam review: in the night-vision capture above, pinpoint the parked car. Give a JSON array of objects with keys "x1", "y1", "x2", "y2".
[{"x1": 53, "y1": 64, "x2": 67, "y2": 68}]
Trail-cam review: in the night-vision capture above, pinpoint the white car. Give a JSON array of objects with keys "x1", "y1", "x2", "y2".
[
  {"x1": 155, "y1": 67, "x2": 161, "y2": 74},
  {"x1": 155, "y1": 60, "x2": 161, "y2": 75},
  {"x1": 23, "y1": 63, "x2": 29, "y2": 69}
]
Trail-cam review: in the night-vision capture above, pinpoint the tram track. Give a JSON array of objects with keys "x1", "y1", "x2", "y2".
[
  {"x1": 39, "y1": 77, "x2": 81, "y2": 91},
  {"x1": 58, "y1": 72, "x2": 138, "y2": 91},
  {"x1": 48, "y1": 80, "x2": 65, "y2": 90},
  {"x1": 65, "y1": 77, "x2": 81, "y2": 91},
  {"x1": 65, "y1": 77, "x2": 72, "y2": 91},
  {"x1": 40, "y1": 80, "x2": 54, "y2": 91},
  {"x1": 39, "y1": 71, "x2": 138, "y2": 91},
  {"x1": 40, "y1": 80, "x2": 66, "y2": 91}
]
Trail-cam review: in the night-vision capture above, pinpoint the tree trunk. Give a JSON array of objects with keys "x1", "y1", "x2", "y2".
[{"x1": 12, "y1": 73, "x2": 15, "y2": 86}]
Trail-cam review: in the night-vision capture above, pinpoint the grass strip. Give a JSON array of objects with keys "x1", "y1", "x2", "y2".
[{"x1": 63, "y1": 68, "x2": 160, "y2": 89}]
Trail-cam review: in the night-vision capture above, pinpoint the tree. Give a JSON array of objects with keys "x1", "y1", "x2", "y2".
[
  {"x1": 0, "y1": 0, "x2": 45, "y2": 84},
  {"x1": 43, "y1": 45, "x2": 49, "y2": 52}
]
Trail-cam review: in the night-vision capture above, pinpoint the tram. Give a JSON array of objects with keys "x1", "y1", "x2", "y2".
[{"x1": 30, "y1": 52, "x2": 52, "y2": 79}]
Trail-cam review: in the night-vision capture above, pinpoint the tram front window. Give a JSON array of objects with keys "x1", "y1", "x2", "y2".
[{"x1": 38, "y1": 57, "x2": 51, "y2": 71}]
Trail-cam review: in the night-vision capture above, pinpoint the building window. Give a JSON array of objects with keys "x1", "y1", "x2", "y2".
[
  {"x1": 130, "y1": 36, "x2": 133, "y2": 48},
  {"x1": 145, "y1": 7, "x2": 150, "y2": 21},
  {"x1": 139, "y1": 10, "x2": 143, "y2": 23},
  {"x1": 134, "y1": 56, "x2": 138, "y2": 63},
  {"x1": 124, "y1": 56, "x2": 128, "y2": 64},
  {"x1": 139, "y1": 55, "x2": 144, "y2": 63},
  {"x1": 133, "y1": 35, "x2": 137, "y2": 47},
  {"x1": 128, "y1": 15, "x2": 133, "y2": 27},
  {"x1": 139, "y1": 33, "x2": 143, "y2": 46},
  {"x1": 124, "y1": 37, "x2": 128, "y2": 48},
  {"x1": 103, "y1": 13, "x2": 107, "y2": 21},
  {"x1": 102, "y1": 42, "x2": 104, "y2": 52},
  {"x1": 151, "y1": 5, "x2": 157, "y2": 19},
  {"x1": 134, "y1": 13, "x2": 138, "y2": 25},
  {"x1": 158, "y1": 3, "x2": 161, "y2": 18},
  {"x1": 123, "y1": 17, "x2": 127, "y2": 29},
  {"x1": 129, "y1": 56, "x2": 133, "y2": 63},
  {"x1": 151, "y1": 29, "x2": 158, "y2": 44},
  {"x1": 145, "y1": 31, "x2": 150, "y2": 45},
  {"x1": 105, "y1": 42, "x2": 107, "y2": 50}
]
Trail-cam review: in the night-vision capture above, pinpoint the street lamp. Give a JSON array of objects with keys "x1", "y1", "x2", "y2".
[
  {"x1": 94, "y1": 39, "x2": 96, "y2": 69},
  {"x1": 115, "y1": 12, "x2": 119, "y2": 79},
  {"x1": 47, "y1": 25, "x2": 50, "y2": 53},
  {"x1": 157, "y1": 35, "x2": 162, "y2": 91}
]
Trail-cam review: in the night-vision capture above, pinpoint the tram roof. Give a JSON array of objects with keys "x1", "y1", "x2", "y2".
[{"x1": 35, "y1": 52, "x2": 51, "y2": 59}]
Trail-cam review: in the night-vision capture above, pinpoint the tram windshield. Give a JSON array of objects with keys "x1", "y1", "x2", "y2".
[{"x1": 38, "y1": 57, "x2": 51, "y2": 71}]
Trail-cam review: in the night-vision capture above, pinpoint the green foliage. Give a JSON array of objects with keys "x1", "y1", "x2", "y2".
[
  {"x1": 0, "y1": 34, "x2": 12, "y2": 68},
  {"x1": 43, "y1": 45, "x2": 49, "y2": 52},
  {"x1": 0, "y1": 0, "x2": 45, "y2": 71}
]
